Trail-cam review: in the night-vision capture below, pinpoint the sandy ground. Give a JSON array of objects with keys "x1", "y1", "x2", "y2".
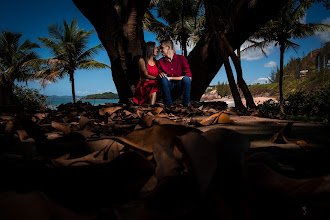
[{"x1": 211, "y1": 96, "x2": 277, "y2": 107}]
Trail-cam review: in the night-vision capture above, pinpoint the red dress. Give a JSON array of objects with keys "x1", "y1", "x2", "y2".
[{"x1": 133, "y1": 62, "x2": 160, "y2": 105}]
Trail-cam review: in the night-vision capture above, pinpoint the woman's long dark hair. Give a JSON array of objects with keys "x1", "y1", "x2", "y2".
[{"x1": 143, "y1": 41, "x2": 156, "y2": 69}]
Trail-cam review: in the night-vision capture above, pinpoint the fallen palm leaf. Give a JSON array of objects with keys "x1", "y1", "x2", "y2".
[
  {"x1": 16, "y1": 129, "x2": 29, "y2": 141},
  {"x1": 153, "y1": 142, "x2": 181, "y2": 180},
  {"x1": 152, "y1": 107, "x2": 164, "y2": 115},
  {"x1": 51, "y1": 121, "x2": 71, "y2": 134},
  {"x1": 78, "y1": 116, "x2": 91, "y2": 129},
  {"x1": 296, "y1": 140, "x2": 310, "y2": 151},
  {"x1": 99, "y1": 106, "x2": 122, "y2": 116},
  {"x1": 112, "y1": 124, "x2": 202, "y2": 153},
  {"x1": 177, "y1": 131, "x2": 217, "y2": 198}
]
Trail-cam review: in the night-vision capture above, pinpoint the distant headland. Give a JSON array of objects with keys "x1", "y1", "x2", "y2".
[{"x1": 81, "y1": 92, "x2": 119, "y2": 99}]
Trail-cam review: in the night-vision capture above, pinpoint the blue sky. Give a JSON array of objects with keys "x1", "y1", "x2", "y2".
[{"x1": 0, "y1": 1, "x2": 329, "y2": 96}]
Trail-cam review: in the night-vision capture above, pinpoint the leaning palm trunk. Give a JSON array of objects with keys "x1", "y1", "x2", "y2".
[
  {"x1": 205, "y1": 1, "x2": 245, "y2": 110},
  {"x1": 219, "y1": 39, "x2": 245, "y2": 110},
  {"x1": 279, "y1": 43, "x2": 285, "y2": 114},
  {"x1": 223, "y1": 37, "x2": 256, "y2": 109}
]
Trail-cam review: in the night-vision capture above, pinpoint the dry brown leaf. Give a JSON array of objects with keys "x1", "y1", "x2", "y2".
[
  {"x1": 74, "y1": 127, "x2": 95, "y2": 138},
  {"x1": 140, "y1": 175, "x2": 158, "y2": 195},
  {"x1": 177, "y1": 131, "x2": 217, "y2": 198},
  {"x1": 136, "y1": 110, "x2": 144, "y2": 118},
  {"x1": 5, "y1": 121, "x2": 14, "y2": 134},
  {"x1": 270, "y1": 133, "x2": 288, "y2": 144},
  {"x1": 51, "y1": 151, "x2": 109, "y2": 167},
  {"x1": 78, "y1": 116, "x2": 91, "y2": 129},
  {"x1": 62, "y1": 116, "x2": 69, "y2": 123},
  {"x1": 139, "y1": 115, "x2": 177, "y2": 128},
  {"x1": 153, "y1": 142, "x2": 181, "y2": 180},
  {"x1": 152, "y1": 107, "x2": 164, "y2": 115},
  {"x1": 51, "y1": 121, "x2": 71, "y2": 134},
  {"x1": 84, "y1": 138, "x2": 124, "y2": 152},
  {"x1": 199, "y1": 112, "x2": 221, "y2": 125},
  {"x1": 248, "y1": 162, "x2": 330, "y2": 199},
  {"x1": 16, "y1": 129, "x2": 29, "y2": 141},
  {"x1": 34, "y1": 113, "x2": 48, "y2": 120},
  {"x1": 296, "y1": 140, "x2": 310, "y2": 151},
  {"x1": 112, "y1": 124, "x2": 202, "y2": 153},
  {"x1": 99, "y1": 106, "x2": 122, "y2": 116}
]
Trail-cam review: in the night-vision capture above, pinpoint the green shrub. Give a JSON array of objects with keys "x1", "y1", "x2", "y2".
[
  {"x1": 216, "y1": 82, "x2": 231, "y2": 97},
  {"x1": 13, "y1": 85, "x2": 47, "y2": 111},
  {"x1": 257, "y1": 83, "x2": 330, "y2": 122}
]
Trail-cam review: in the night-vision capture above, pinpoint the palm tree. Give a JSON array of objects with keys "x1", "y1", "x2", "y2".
[
  {"x1": 145, "y1": 0, "x2": 204, "y2": 56},
  {"x1": 0, "y1": 31, "x2": 39, "y2": 105},
  {"x1": 27, "y1": 19, "x2": 110, "y2": 104},
  {"x1": 247, "y1": 0, "x2": 329, "y2": 114}
]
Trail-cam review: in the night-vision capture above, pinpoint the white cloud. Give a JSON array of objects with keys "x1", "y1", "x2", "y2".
[
  {"x1": 254, "y1": 77, "x2": 270, "y2": 84},
  {"x1": 76, "y1": 90, "x2": 90, "y2": 95},
  {"x1": 264, "y1": 61, "x2": 277, "y2": 68},
  {"x1": 300, "y1": 14, "x2": 307, "y2": 24},
  {"x1": 173, "y1": 39, "x2": 195, "y2": 56},
  {"x1": 240, "y1": 40, "x2": 276, "y2": 61},
  {"x1": 318, "y1": 17, "x2": 330, "y2": 42}
]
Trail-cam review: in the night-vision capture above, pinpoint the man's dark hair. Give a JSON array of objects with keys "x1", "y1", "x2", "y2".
[{"x1": 160, "y1": 39, "x2": 174, "y2": 49}]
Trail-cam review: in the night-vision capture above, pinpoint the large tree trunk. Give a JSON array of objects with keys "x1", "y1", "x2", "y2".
[
  {"x1": 189, "y1": 0, "x2": 288, "y2": 101},
  {"x1": 72, "y1": 0, "x2": 150, "y2": 104}
]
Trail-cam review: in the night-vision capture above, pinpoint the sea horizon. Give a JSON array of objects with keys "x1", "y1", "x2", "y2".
[{"x1": 46, "y1": 98, "x2": 119, "y2": 109}]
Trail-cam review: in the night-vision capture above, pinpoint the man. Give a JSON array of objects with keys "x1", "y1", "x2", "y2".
[{"x1": 157, "y1": 40, "x2": 192, "y2": 107}]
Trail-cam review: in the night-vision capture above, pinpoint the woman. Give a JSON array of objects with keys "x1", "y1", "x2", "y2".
[{"x1": 133, "y1": 41, "x2": 160, "y2": 105}]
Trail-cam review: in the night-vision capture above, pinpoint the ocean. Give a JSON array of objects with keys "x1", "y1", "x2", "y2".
[{"x1": 46, "y1": 98, "x2": 119, "y2": 110}]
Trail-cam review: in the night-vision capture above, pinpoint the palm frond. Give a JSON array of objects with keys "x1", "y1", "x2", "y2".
[
  {"x1": 22, "y1": 58, "x2": 48, "y2": 68},
  {"x1": 78, "y1": 60, "x2": 110, "y2": 70},
  {"x1": 77, "y1": 44, "x2": 104, "y2": 62},
  {"x1": 47, "y1": 23, "x2": 64, "y2": 40}
]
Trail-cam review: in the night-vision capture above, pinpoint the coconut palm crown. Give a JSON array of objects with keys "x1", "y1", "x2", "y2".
[
  {"x1": 0, "y1": 31, "x2": 40, "y2": 84},
  {"x1": 29, "y1": 19, "x2": 110, "y2": 103}
]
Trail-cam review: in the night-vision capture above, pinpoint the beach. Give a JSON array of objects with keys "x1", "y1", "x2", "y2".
[{"x1": 211, "y1": 96, "x2": 277, "y2": 107}]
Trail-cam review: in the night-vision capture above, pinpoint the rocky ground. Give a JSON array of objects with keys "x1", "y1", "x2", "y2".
[{"x1": 0, "y1": 101, "x2": 329, "y2": 219}]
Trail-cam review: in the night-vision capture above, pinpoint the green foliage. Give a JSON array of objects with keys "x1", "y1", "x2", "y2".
[
  {"x1": 145, "y1": 0, "x2": 204, "y2": 54},
  {"x1": 248, "y1": 83, "x2": 278, "y2": 96},
  {"x1": 0, "y1": 31, "x2": 39, "y2": 83},
  {"x1": 257, "y1": 83, "x2": 330, "y2": 122},
  {"x1": 82, "y1": 92, "x2": 119, "y2": 99},
  {"x1": 268, "y1": 67, "x2": 280, "y2": 83},
  {"x1": 216, "y1": 82, "x2": 231, "y2": 97},
  {"x1": 13, "y1": 85, "x2": 47, "y2": 110}
]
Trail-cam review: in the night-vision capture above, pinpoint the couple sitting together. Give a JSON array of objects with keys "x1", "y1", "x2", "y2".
[{"x1": 133, "y1": 40, "x2": 192, "y2": 107}]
